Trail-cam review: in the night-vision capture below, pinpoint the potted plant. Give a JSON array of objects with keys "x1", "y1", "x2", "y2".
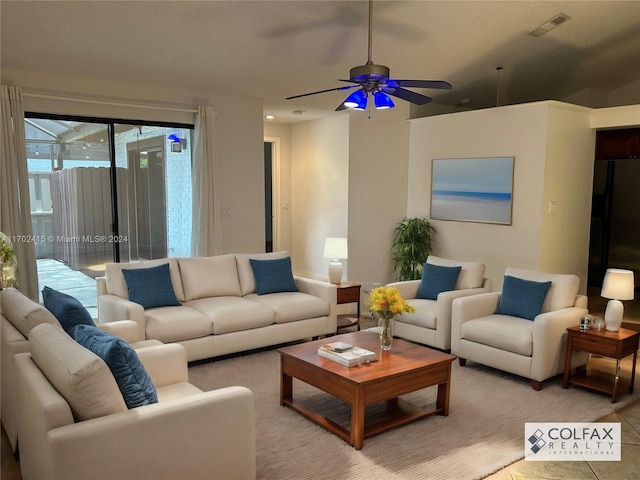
[
  {"x1": 0, "y1": 232, "x2": 18, "y2": 289},
  {"x1": 391, "y1": 217, "x2": 437, "y2": 281}
]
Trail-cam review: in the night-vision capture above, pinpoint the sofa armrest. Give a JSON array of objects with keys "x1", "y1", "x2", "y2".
[
  {"x1": 294, "y1": 276, "x2": 337, "y2": 330},
  {"x1": 97, "y1": 320, "x2": 141, "y2": 344},
  {"x1": 136, "y1": 344, "x2": 189, "y2": 387},
  {"x1": 98, "y1": 294, "x2": 146, "y2": 340},
  {"x1": 47, "y1": 386, "x2": 256, "y2": 480},
  {"x1": 386, "y1": 280, "x2": 420, "y2": 300},
  {"x1": 450, "y1": 292, "x2": 501, "y2": 355},
  {"x1": 96, "y1": 276, "x2": 107, "y2": 297},
  {"x1": 531, "y1": 306, "x2": 589, "y2": 381}
]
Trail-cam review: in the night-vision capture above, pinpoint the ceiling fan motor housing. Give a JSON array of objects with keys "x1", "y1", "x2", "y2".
[{"x1": 349, "y1": 63, "x2": 390, "y2": 85}]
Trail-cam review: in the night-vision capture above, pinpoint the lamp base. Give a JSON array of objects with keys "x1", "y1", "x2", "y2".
[
  {"x1": 328, "y1": 261, "x2": 343, "y2": 284},
  {"x1": 604, "y1": 299, "x2": 624, "y2": 332}
]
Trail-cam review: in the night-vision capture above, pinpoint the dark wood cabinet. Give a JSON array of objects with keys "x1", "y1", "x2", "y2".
[{"x1": 595, "y1": 128, "x2": 640, "y2": 160}]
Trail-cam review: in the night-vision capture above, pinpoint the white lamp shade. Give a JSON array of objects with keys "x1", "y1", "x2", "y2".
[
  {"x1": 601, "y1": 269, "x2": 635, "y2": 300},
  {"x1": 323, "y1": 238, "x2": 348, "y2": 260}
]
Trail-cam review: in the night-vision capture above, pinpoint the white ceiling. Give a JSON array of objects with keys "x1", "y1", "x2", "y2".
[{"x1": 2, "y1": 1, "x2": 639, "y2": 123}]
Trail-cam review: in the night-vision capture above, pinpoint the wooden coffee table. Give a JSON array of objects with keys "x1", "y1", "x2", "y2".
[{"x1": 279, "y1": 331, "x2": 455, "y2": 449}]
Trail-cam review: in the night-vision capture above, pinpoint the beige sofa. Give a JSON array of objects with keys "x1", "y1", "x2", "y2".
[
  {"x1": 1, "y1": 287, "x2": 159, "y2": 454},
  {"x1": 97, "y1": 251, "x2": 337, "y2": 362},
  {"x1": 451, "y1": 267, "x2": 590, "y2": 390},
  {"x1": 386, "y1": 256, "x2": 492, "y2": 351},
  {"x1": 15, "y1": 323, "x2": 255, "y2": 480}
]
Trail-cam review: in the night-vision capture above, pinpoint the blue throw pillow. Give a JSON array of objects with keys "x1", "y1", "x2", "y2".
[
  {"x1": 496, "y1": 275, "x2": 552, "y2": 321},
  {"x1": 249, "y1": 256, "x2": 298, "y2": 295},
  {"x1": 416, "y1": 263, "x2": 462, "y2": 300},
  {"x1": 42, "y1": 286, "x2": 95, "y2": 333},
  {"x1": 121, "y1": 263, "x2": 180, "y2": 309},
  {"x1": 70, "y1": 324, "x2": 158, "y2": 409}
]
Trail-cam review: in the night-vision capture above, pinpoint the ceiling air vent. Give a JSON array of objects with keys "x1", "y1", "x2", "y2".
[{"x1": 528, "y1": 13, "x2": 571, "y2": 37}]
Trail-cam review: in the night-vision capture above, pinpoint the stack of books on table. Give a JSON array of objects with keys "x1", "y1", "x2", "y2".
[{"x1": 318, "y1": 342, "x2": 377, "y2": 367}]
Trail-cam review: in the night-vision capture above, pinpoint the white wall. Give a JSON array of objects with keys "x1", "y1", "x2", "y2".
[
  {"x1": 539, "y1": 103, "x2": 595, "y2": 282},
  {"x1": 347, "y1": 103, "x2": 410, "y2": 285},
  {"x1": 3, "y1": 68, "x2": 266, "y2": 255},
  {"x1": 407, "y1": 101, "x2": 594, "y2": 291},
  {"x1": 290, "y1": 116, "x2": 349, "y2": 279}
]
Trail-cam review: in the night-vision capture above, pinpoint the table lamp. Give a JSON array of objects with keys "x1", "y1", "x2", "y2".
[
  {"x1": 601, "y1": 268, "x2": 635, "y2": 331},
  {"x1": 323, "y1": 237, "x2": 348, "y2": 284}
]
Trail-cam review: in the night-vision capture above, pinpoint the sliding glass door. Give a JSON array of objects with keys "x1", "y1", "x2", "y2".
[{"x1": 24, "y1": 115, "x2": 193, "y2": 314}]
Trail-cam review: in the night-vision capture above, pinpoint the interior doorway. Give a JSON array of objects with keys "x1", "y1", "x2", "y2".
[
  {"x1": 264, "y1": 142, "x2": 273, "y2": 253},
  {"x1": 588, "y1": 128, "x2": 640, "y2": 328}
]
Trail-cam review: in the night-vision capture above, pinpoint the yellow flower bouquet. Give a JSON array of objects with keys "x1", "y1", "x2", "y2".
[
  {"x1": 366, "y1": 286, "x2": 414, "y2": 350},
  {"x1": 366, "y1": 286, "x2": 415, "y2": 320}
]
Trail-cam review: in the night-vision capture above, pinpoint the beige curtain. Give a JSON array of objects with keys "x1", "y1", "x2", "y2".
[
  {"x1": 0, "y1": 85, "x2": 38, "y2": 300},
  {"x1": 191, "y1": 106, "x2": 222, "y2": 257}
]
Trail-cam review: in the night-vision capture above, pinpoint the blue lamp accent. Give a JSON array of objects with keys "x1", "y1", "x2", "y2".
[
  {"x1": 343, "y1": 90, "x2": 367, "y2": 110},
  {"x1": 167, "y1": 134, "x2": 181, "y2": 143},
  {"x1": 373, "y1": 92, "x2": 394, "y2": 109}
]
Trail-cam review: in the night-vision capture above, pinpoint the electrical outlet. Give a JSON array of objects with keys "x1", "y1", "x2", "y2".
[{"x1": 281, "y1": 200, "x2": 289, "y2": 210}]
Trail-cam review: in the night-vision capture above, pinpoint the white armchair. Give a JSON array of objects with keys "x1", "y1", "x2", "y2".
[
  {"x1": 451, "y1": 267, "x2": 590, "y2": 390},
  {"x1": 15, "y1": 324, "x2": 256, "y2": 480},
  {"x1": 387, "y1": 256, "x2": 492, "y2": 351}
]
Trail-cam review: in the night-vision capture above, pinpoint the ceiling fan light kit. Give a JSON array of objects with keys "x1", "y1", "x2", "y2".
[{"x1": 286, "y1": 0, "x2": 452, "y2": 115}]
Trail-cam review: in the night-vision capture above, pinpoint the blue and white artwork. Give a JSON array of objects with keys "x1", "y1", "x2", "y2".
[{"x1": 431, "y1": 157, "x2": 514, "y2": 224}]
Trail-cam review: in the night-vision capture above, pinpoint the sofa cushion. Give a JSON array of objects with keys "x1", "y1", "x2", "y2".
[
  {"x1": 236, "y1": 251, "x2": 291, "y2": 296},
  {"x1": 0, "y1": 287, "x2": 59, "y2": 337},
  {"x1": 186, "y1": 297, "x2": 274, "y2": 334},
  {"x1": 497, "y1": 275, "x2": 552, "y2": 321},
  {"x1": 71, "y1": 325, "x2": 158, "y2": 409},
  {"x1": 417, "y1": 263, "x2": 461, "y2": 300},
  {"x1": 249, "y1": 256, "x2": 298, "y2": 295},
  {"x1": 42, "y1": 286, "x2": 95, "y2": 332},
  {"x1": 178, "y1": 255, "x2": 241, "y2": 301},
  {"x1": 504, "y1": 268, "x2": 579, "y2": 313},
  {"x1": 427, "y1": 256, "x2": 485, "y2": 290},
  {"x1": 29, "y1": 323, "x2": 127, "y2": 421},
  {"x1": 246, "y1": 292, "x2": 329, "y2": 324},
  {"x1": 105, "y1": 258, "x2": 185, "y2": 303},
  {"x1": 144, "y1": 305, "x2": 213, "y2": 343},
  {"x1": 122, "y1": 263, "x2": 181, "y2": 309},
  {"x1": 396, "y1": 299, "x2": 437, "y2": 329},
  {"x1": 461, "y1": 315, "x2": 534, "y2": 356}
]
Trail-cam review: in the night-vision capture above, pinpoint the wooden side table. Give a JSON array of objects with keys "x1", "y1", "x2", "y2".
[
  {"x1": 562, "y1": 325, "x2": 639, "y2": 403},
  {"x1": 336, "y1": 282, "x2": 361, "y2": 333}
]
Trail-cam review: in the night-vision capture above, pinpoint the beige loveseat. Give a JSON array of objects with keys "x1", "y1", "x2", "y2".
[
  {"x1": 451, "y1": 267, "x2": 590, "y2": 390},
  {"x1": 1, "y1": 287, "x2": 159, "y2": 454},
  {"x1": 386, "y1": 256, "x2": 492, "y2": 351},
  {"x1": 97, "y1": 251, "x2": 337, "y2": 362},
  {"x1": 15, "y1": 323, "x2": 255, "y2": 480}
]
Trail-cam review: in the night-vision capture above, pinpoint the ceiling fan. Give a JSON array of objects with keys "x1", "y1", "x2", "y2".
[{"x1": 286, "y1": 0, "x2": 452, "y2": 112}]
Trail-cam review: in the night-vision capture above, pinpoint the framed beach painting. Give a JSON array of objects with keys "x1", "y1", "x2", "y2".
[{"x1": 430, "y1": 157, "x2": 514, "y2": 225}]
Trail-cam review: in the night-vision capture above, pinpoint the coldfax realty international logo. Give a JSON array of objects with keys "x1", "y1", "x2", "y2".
[{"x1": 525, "y1": 423, "x2": 620, "y2": 461}]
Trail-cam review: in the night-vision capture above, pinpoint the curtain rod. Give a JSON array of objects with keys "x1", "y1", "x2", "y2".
[{"x1": 23, "y1": 91, "x2": 198, "y2": 114}]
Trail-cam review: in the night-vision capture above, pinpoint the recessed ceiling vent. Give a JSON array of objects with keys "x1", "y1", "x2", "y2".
[{"x1": 528, "y1": 13, "x2": 571, "y2": 37}]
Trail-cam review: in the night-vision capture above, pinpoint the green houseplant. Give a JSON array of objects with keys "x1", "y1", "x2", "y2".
[{"x1": 391, "y1": 217, "x2": 437, "y2": 281}]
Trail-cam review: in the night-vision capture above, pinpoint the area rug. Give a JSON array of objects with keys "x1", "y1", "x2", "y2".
[{"x1": 188, "y1": 348, "x2": 639, "y2": 480}]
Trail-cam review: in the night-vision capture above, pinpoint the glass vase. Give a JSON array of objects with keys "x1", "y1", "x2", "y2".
[{"x1": 378, "y1": 316, "x2": 393, "y2": 350}]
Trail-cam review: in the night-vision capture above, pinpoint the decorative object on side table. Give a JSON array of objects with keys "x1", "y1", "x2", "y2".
[
  {"x1": 366, "y1": 286, "x2": 415, "y2": 350},
  {"x1": 592, "y1": 315, "x2": 606, "y2": 332},
  {"x1": 323, "y1": 237, "x2": 348, "y2": 284},
  {"x1": 601, "y1": 268, "x2": 635, "y2": 331},
  {"x1": 0, "y1": 232, "x2": 18, "y2": 289}
]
